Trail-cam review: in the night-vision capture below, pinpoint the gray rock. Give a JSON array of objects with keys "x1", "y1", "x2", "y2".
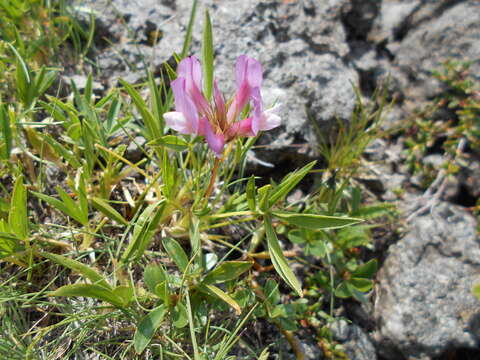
[
  {"x1": 374, "y1": 201, "x2": 480, "y2": 359},
  {"x1": 392, "y1": 1, "x2": 480, "y2": 100},
  {"x1": 331, "y1": 320, "x2": 377, "y2": 360},
  {"x1": 79, "y1": 0, "x2": 359, "y2": 163}
]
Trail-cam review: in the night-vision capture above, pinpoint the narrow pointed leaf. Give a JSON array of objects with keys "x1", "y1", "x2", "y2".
[
  {"x1": 202, "y1": 261, "x2": 253, "y2": 285},
  {"x1": 134, "y1": 304, "x2": 168, "y2": 354},
  {"x1": 48, "y1": 284, "x2": 125, "y2": 308},
  {"x1": 92, "y1": 197, "x2": 128, "y2": 226},
  {"x1": 9, "y1": 176, "x2": 28, "y2": 240},
  {"x1": 41, "y1": 252, "x2": 112, "y2": 290},
  {"x1": 198, "y1": 284, "x2": 242, "y2": 315},
  {"x1": 162, "y1": 237, "x2": 189, "y2": 273},
  {"x1": 352, "y1": 259, "x2": 378, "y2": 278},
  {"x1": 273, "y1": 211, "x2": 362, "y2": 230},
  {"x1": 264, "y1": 215, "x2": 303, "y2": 297},
  {"x1": 269, "y1": 161, "x2": 316, "y2": 206},
  {"x1": 201, "y1": 9, "x2": 214, "y2": 100}
]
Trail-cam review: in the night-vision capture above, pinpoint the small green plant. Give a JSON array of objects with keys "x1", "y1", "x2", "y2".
[{"x1": 403, "y1": 59, "x2": 480, "y2": 184}]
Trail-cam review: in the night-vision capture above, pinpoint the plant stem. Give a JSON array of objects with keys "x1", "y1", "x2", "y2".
[{"x1": 203, "y1": 157, "x2": 220, "y2": 204}]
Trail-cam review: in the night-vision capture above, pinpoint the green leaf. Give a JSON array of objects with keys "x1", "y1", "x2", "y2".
[
  {"x1": 149, "y1": 135, "x2": 189, "y2": 151},
  {"x1": 144, "y1": 264, "x2": 167, "y2": 293},
  {"x1": 8, "y1": 43, "x2": 31, "y2": 106},
  {"x1": 173, "y1": 301, "x2": 188, "y2": 328},
  {"x1": 273, "y1": 211, "x2": 362, "y2": 230},
  {"x1": 56, "y1": 186, "x2": 88, "y2": 225},
  {"x1": 0, "y1": 232, "x2": 21, "y2": 259},
  {"x1": 202, "y1": 261, "x2": 253, "y2": 285},
  {"x1": 264, "y1": 215, "x2": 303, "y2": 297},
  {"x1": 352, "y1": 259, "x2": 378, "y2": 279},
  {"x1": 258, "y1": 184, "x2": 272, "y2": 212},
  {"x1": 287, "y1": 229, "x2": 307, "y2": 244},
  {"x1": 0, "y1": 103, "x2": 11, "y2": 160},
  {"x1": 38, "y1": 133, "x2": 81, "y2": 168},
  {"x1": 41, "y1": 252, "x2": 112, "y2": 290},
  {"x1": 198, "y1": 284, "x2": 242, "y2": 315},
  {"x1": 162, "y1": 237, "x2": 189, "y2": 273},
  {"x1": 112, "y1": 285, "x2": 134, "y2": 306},
  {"x1": 119, "y1": 79, "x2": 160, "y2": 141},
  {"x1": 9, "y1": 176, "x2": 28, "y2": 240},
  {"x1": 32, "y1": 192, "x2": 74, "y2": 223},
  {"x1": 134, "y1": 304, "x2": 168, "y2": 354},
  {"x1": 92, "y1": 197, "x2": 128, "y2": 226},
  {"x1": 48, "y1": 284, "x2": 126, "y2": 308},
  {"x1": 269, "y1": 161, "x2": 316, "y2": 206},
  {"x1": 121, "y1": 200, "x2": 165, "y2": 263},
  {"x1": 246, "y1": 176, "x2": 256, "y2": 212},
  {"x1": 349, "y1": 277, "x2": 373, "y2": 292},
  {"x1": 154, "y1": 281, "x2": 170, "y2": 305},
  {"x1": 201, "y1": 9, "x2": 214, "y2": 100},
  {"x1": 264, "y1": 279, "x2": 280, "y2": 305},
  {"x1": 334, "y1": 281, "x2": 352, "y2": 298}
]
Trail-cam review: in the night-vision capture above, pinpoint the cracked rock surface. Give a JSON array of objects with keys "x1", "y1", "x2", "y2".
[{"x1": 374, "y1": 202, "x2": 480, "y2": 359}]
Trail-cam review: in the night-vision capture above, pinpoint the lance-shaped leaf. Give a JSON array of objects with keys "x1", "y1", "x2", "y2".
[
  {"x1": 9, "y1": 176, "x2": 28, "y2": 240},
  {"x1": 198, "y1": 284, "x2": 242, "y2": 315},
  {"x1": 41, "y1": 252, "x2": 112, "y2": 290},
  {"x1": 162, "y1": 237, "x2": 189, "y2": 273},
  {"x1": 134, "y1": 304, "x2": 168, "y2": 354},
  {"x1": 92, "y1": 197, "x2": 128, "y2": 226},
  {"x1": 272, "y1": 211, "x2": 362, "y2": 230},
  {"x1": 121, "y1": 200, "x2": 165, "y2": 263},
  {"x1": 201, "y1": 9, "x2": 214, "y2": 100},
  {"x1": 202, "y1": 261, "x2": 253, "y2": 285},
  {"x1": 268, "y1": 161, "x2": 316, "y2": 206},
  {"x1": 264, "y1": 215, "x2": 303, "y2": 297},
  {"x1": 48, "y1": 284, "x2": 126, "y2": 309}
]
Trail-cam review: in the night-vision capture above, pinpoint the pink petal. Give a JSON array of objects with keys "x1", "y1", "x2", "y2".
[
  {"x1": 204, "y1": 121, "x2": 225, "y2": 157},
  {"x1": 251, "y1": 86, "x2": 263, "y2": 136},
  {"x1": 259, "y1": 105, "x2": 281, "y2": 131},
  {"x1": 177, "y1": 56, "x2": 209, "y2": 112},
  {"x1": 229, "y1": 56, "x2": 264, "y2": 122},
  {"x1": 164, "y1": 111, "x2": 193, "y2": 134},
  {"x1": 171, "y1": 78, "x2": 199, "y2": 134},
  {"x1": 213, "y1": 80, "x2": 226, "y2": 124},
  {"x1": 235, "y1": 55, "x2": 262, "y2": 89},
  {"x1": 227, "y1": 117, "x2": 254, "y2": 137},
  {"x1": 178, "y1": 56, "x2": 202, "y2": 91}
]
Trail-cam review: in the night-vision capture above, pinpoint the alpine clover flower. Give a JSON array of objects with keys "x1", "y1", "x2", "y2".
[{"x1": 163, "y1": 55, "x2": 281, "y2": 157}]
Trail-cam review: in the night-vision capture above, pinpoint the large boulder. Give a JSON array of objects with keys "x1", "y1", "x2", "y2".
[
  {"x1": 373, "y1": 0, "x2": 480, "y2": 100},
  {"x1": 79, "y1": 0, "x2": 359, "y2": 164},
  {"x1": 374, "y1": 202, "x2": 480, "y2": 359}
]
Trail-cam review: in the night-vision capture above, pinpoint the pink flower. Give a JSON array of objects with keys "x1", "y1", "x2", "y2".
[{"x1": 163, "y1": 55, "x2": 281, "y2": 157}]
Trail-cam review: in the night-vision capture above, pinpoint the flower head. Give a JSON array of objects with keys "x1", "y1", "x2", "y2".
[{"x1": 163, "y1": 55, "x2": 281, "y2": 157}]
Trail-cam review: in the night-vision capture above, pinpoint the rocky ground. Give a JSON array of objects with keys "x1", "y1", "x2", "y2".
[{"x1": 66, "y1": 0, "x2": 480, "y2": 359}]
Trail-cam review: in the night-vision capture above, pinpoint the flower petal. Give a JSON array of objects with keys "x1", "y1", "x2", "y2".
[
  {"x1": 171, "y1": 78, "x2": 199, "y2": 134},
  {"x1": 164, "y1": 111, "x2": 191, "y2": 134},
  {"x1": 259, "y1": 105, "x2": 281, "y2": 131},
  {"x1": 227, "y1": 117, "x2": 254, "y2": 137},
  {"x1": 228, "y1": 56, "x2": 264, "y2": 122},
  {"x1": 177, "y1": 56, "x2": 209, "y2": 112},
  {"x1": 204, "y1": 121, "x2": 225, "y2": 157},
  {"x1": 236, "y1": 55, "x2": 262, "y2": 89},
  {"x1": 178, "y1": 56, "x2": 202, "y2": 91},
  {"x1": 251, "y1": 86, "x2": 263, "y2": 136}
]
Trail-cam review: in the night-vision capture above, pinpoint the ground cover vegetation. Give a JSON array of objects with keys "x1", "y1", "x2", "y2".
[{"x1": 6, "y1": 0, "x2": 480, "y2": 359}]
